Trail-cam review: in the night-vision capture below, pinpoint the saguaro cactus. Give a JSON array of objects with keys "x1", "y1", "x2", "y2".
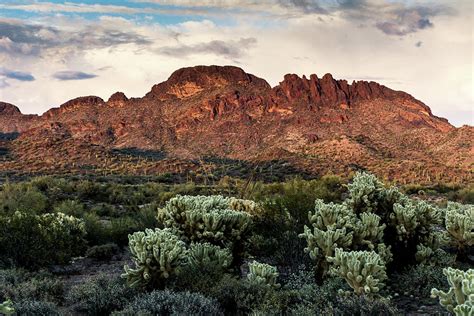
[{"x1": 431, "y1": 267, "x2": 473, "y2": 316}]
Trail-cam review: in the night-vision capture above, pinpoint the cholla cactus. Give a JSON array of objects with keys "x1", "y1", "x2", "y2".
[
  {"x1": 353, "y1": 213, "x2": 386, "y2": 250},
  {"x1": 431, "y1": 267, "x2": 473, "y2": 315},
  {"x1": 445, "y1": 202, "x2": 474, "y2": 255},
  {"x1": 122, "y1": 228, "x2": 188, "y2": 287},
  {"x1": 328, "y1": 248, "x2": 387, "y2": 295},
  {"x1": 157, "y1": 195, "x2": 252, "y2": 248},
  {"x1": 188, "y1": 242, "x2": 232, "y2": 272},
  {"x1": 0, "y1": 300, "x2": 14, "y2": 315},
  {"x1": 346, "y1": 172, "x2": 383, "y2": 213},
  {"x1": 247, "y1": 261, "x2": 280, "y2": 289}
]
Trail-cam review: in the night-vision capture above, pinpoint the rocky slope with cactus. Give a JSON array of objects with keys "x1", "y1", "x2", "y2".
[{"x1": 0, "y1": 65, "x2": 472, "y2": 183}]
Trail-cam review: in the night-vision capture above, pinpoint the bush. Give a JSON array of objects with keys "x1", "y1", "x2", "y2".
[
  {"x1": 53, "y1": 199, "x2": 84, "y2": 217},
  {"x1": 391, "y1": 263, "x2": 448, "y2": 299},
  {"x1": 12, "y1": 300, "x2": 60, "y2": 316},
  {"x1": 0, "y1": 182, "x2": 48, "y2": 215},
  {"x1": 67, "y1": 275, "x2": 136, "y2": 316},
  {"x1": 0, "y1": 212, "x2": 86, "y2": 269},
  {"x1": 85, "y1": 243, "x2": 120, "y2": 261},
  {"x1": 333, "y1": 294, "x2": 400, "y2": 316},
  {"x1": 0, "y1": 271, "x2": 64, "y2": 304},
  {"x1": 114, "y1": 290, "x2": 222, "y2": 316}
]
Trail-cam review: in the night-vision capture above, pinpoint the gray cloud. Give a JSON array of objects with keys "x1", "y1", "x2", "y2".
[
  {"x1": 0, "y1": 19, "x2": 150, "y2": 57},
  {"x1": 415, "y1": 41, "x2": 423, "y2": 47},
  {"x1": 53, "y1": 71, "x2": 97, "y2": 81},
  {"x1": 158, "y1": 37, "x2": 257, "y2": 59},
  {"x1": 277, "y1": 0, "x2": 327, "y2": 14},
  {"x1": 0, "y1": 68, "x2": 35, "y2": 81}
]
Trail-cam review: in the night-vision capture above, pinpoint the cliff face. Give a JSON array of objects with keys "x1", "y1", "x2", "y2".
[{"x1": 0, "y1": 65, "x2": 471, "y2": 183}]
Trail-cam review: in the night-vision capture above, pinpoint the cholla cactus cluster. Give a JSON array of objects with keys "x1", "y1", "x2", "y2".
[
  {"x1": 123, "y1": 228, "x2": 188, "y2": 287},
  {"x1": 247, "y1": 261, "x2": 280, "y2": 289},
  {"x1": 444, "y1": 202, "x2": 474, "y2": 255},
  {"x1": 157, "y1": 195, "x2": 253, "y2": 248},
  {"x1": 431, "y1": 267, "x2": 473, "y2": 316},
  {"x1": 300, "y1": 172, "x2": 453, "y2": 292},
  {"x1": 0, "y1": 300, "x2": 14, "y2": 315},
  {"x1": 125, "y1": 195, "x2": 256, "y2": 287},
  {"x1": 188, "y1": 242, "x2": 232, "y2": 272},
  {"x1": 328, "y1": 248, "x2": 387, "y2": 295}
]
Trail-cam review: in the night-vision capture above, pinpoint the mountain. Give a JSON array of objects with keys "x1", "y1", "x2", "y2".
[{"x1": 0, "y1": 65, "x2": 472, "y2": 183}]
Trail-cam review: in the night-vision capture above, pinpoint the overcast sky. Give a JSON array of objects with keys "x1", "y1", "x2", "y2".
[{"x1": 0, "y1": 0, "x2": 472, "y2": 126}]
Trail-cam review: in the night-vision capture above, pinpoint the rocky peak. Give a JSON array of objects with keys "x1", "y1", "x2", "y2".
[
  {"x1": 107, "y1": 92, "x2": 128, "y2": 107},
  {"x1": 0, "y1": 102, "x2": 22, "y2": 116},
  {"x1": 146, "y1": 65, "x2": 271, "y2": 100},
  {"x1": 43, "y1": 96, "x2": 104, "y2": 118}
]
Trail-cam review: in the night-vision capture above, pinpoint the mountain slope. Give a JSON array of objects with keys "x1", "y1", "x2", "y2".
[{"x1": 0, "y1": 65, "x2": 472, "y2": 183}]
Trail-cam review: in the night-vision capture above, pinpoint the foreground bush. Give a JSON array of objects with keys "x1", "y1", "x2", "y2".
[
  {"x1": 113, "y1": 290, "x2": 222, "y2": 316},
  {"x1": 67, "y1": 275, "x2": 136, "y2": 316},
  {"x1": 12, "y1": 300, "x2": 60, "y2": 316},
  {"x1": 0, "y1": 212, "x2": 86, "y2": 268},
  {"x1": 122, "y1": 228, "x2": 187, "y2": 288},
  {"x1": 431, "y1": 267, "x2": 473, "y2": 315}
]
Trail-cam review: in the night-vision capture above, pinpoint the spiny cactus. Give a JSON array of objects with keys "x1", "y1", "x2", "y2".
[
  {"x1": 444, "y1": 202, "x2": 474, "y2": 255},
  {"x1": 431, "y1": 267, "x2": 473, "y2": 315},
  {"x1": 0, "y1": 300, "x2": 14, "y2": 315},
  {"x1": 301, "y1": 172, "x2": 446, "y2": 272},
  {"x1": 157, "y1": 195, "x2": 253, "y2": 248},
  {"x1": 328, "y1": 248, "x2": 387, "y2": 295},
  {"x1": 247, "y1": 261, "x2": 280, "y2": 289},
  {"x1": 122, "y1": 228, "x2": 188, "y2": 288},
  {"x1": 188, "y1": 242, "x2": 232, "y2": 272}
]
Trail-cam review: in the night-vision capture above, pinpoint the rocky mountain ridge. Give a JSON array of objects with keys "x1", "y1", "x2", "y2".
[{"x1": 0, "y1": 65, "x2": 472, "y2": 183}]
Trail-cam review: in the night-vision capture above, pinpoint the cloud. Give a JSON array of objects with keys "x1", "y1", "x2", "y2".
[
  {"x1": 158, "y1": 37, "x2": 257, "y2": 58},
  {"x1": 53, "y1": 71, "x2": 98, "y2": 81},
  {"x1": 415, "y1": 41, "x2": 423, "y2": 47},
  {"x1": 374, "y1": 7, "x2": 440, "y2": 36},
  {"x1": 0, "y1": 68, "x2": 35, "y2": 81},
  {"x1": 0, "y1": 18, "x2": 151, "y2": 57}
]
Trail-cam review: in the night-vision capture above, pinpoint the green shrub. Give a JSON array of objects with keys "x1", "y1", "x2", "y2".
[
  {"x1": 85, "y1": 243, "x2": 120, "y2": 260},
  {"x1": 67, "y1": 275, "x2": 136, "y2": 316},
  {"x1": 113, "y1": 290, "x2": 222, "y2": 316},
  {"x1": 391, "y1": 263, "x2": 448, "y2": 298},
  {"x1": 122, "y1": 228, "x2": 188, "y2": 288},
  {"x1": 12, "y1": 300, "x2": 60, "y2": 316},
  {"x1": 0, "y1": 212, "x2": 86, "y2": 269},
  {"x1": 53, "y1": 199, "x2": 84, "y2": 217},
  {"x1": 333, "y1": 294, "x2": 399, "y2": 316},
  {"x1": 0, "y1": 182, "x2": 48, "y2": 215}
]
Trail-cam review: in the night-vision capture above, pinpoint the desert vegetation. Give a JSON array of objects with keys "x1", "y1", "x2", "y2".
[{"x1": 0, "y1": 172, "x2": 472, "y2": 315}]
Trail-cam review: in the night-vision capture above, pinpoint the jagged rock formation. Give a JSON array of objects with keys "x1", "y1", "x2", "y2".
[{"x1": 0, "y1": 65, "x2": 472, "y2": 183}]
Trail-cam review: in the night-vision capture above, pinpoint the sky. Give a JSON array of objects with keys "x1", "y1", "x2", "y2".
[{"x1": 0, "y1": 0, "x2": 472, "y2": 126}]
